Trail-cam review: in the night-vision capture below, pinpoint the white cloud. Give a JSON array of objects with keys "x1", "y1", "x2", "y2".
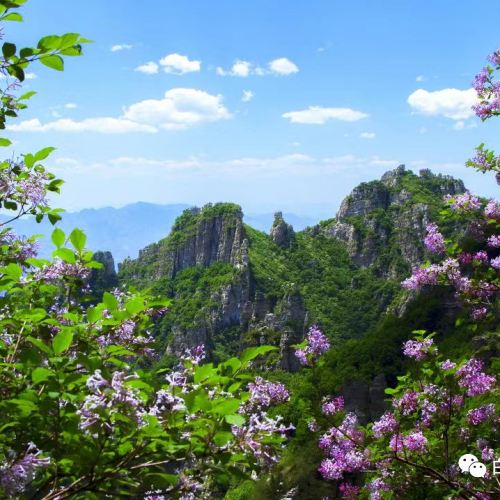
[
  {"x1": 123, "y1": 88, "x2": 231, "y2": 128},
  {"x1": 10, "y1": 88, "x2": 231, "y2": 134},
  {"x1": 231, "y1": 60, "x2": 252, "y2": 77},
  {"x1": 111, "y1": 44, "x2": 133, "y2": 52},
  {"x1": 25, "y1": 72, "x2": 36, "y2": 80},
  {"x1": 216, "y1": 67, "x2": 227, "y2": 76},
  {"x1": 360, "y1": 132, "x2": 375, "y2": 139},
  {"x1": 269, "y1": 58, "x2": 299, "y2": 75},
  {"x1": 8, "y1": 117, "x2": 158, "y2": 134},
  {"x1": 407, "y1": 88, "x2": 477, "y2": 120},
  {"x1": 64, "y1": 103, "x2": 77, "y2": 109},
  {"x1": 50, "y1": 153, "x2": 402, "y2": 179},
  {"x1": 55, "y1": 157, "x2": 79, "y2": 165},
  {"x1": 135, "y1": 62, "x2": 159, "y2": 74},
  {"x1": 254, "y1": 67, "x2": 265, "y2": 76},
  {"x1": 159, "y1": 53, "x2": 201, "y2": 75},
  {"x1": 453, "y1": 120, "x2": 478, "y2": 131},
  {"x1": 283, "y1": 106, "x2": 369, "y2": 124},
  {"x1": 51, "y1": 111, "x2": 62, "y2": 118},
  {"x1": 242, "y1": 90, "x2": 254, "y2": 102},
  {"x1": 416, "y1": 75, "x2": 427, "y2": 82}
]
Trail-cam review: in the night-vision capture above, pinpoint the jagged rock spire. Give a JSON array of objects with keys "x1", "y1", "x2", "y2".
[{"x1": 270, "y1": 211, "x2": 295, "y2": 248}]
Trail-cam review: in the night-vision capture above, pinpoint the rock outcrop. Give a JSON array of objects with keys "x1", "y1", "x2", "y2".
[
  {"x1": 270, "y1": 212, "x2": 295, "y2": 248},
  {"x1": 85, "y1": 250, "x2": 118, "y2": 303},
  {"x1": 321, "y1": 165, "x2": 466, "y2": 274}
]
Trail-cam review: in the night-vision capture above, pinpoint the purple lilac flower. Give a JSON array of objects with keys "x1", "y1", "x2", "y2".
[
  {"x1": 484, "y1": 199, "x2": 500, "y2": 219},
  {"x1": 308, "y1": 419, "x2": 320, "y2": 432},
  {"x1": 389, "y1": 433, "x2": 403, "y2": 453},
  {"x1": 247, "y1": 377, "x2": 290, "y2": 410},
  {"x1": 471, "y1": 306, "x2": 488, "y2": 320},
  {"x1": 402, "y1": 338, "x2": 436, "y2": 361},
  {"x1": 458, "y1": 252, "x2": 473, "y2": 265},
  {"x1": 372, "y1": 412, "x2": 397, "y2": 438},
  {"x1": 403, "y1": 430, "x2": 428, "y2": 453},
  {"x1": 0, "y1": 443, "x2": 51, "y2": 497},
  {"x1": 181, "y1": 345, "x2": 205, "y2": 365},
  {"x1": 366, "y1": 478, "x2": 391, "y2": 500},
  {"x1": 339, "y1": 483, "x2": 360, "y2": 499},
  {"x1": 322, "y1": 396, "x2": 344, "y2": 415},
  {"x1": 441, "y1": 359, "x2": 457, "y2": 370},
  {"x1": 393, "y1": 391, "x2": 418, "y2": 416},
  {"x1": 477, "y1": 439, "x2": 496, "y2": 461},
  {"x1": 424, "y1": 223, "x2": 446, "y2": 254},
  {"x1": 474, "y1": 251, "x2": 489, "y2": 263},
  {"x1": 491, "y1": 256, "x2": 500, "y2": 269},
  {"x1": 456, "y1": 358, "x2": 496, "y2": 396},
  {"x1": 295, "y1": 326, "x2": 330, "y2": 366},
  {"x1": 445, "y1": 191, "x2": 482, "y2": 211},
  {"x1": 488, "y1": 235, "x2": 500, "y2": 247},
  {"x1": 467, "y1": 404, "x2": 496, "y2": 426}
]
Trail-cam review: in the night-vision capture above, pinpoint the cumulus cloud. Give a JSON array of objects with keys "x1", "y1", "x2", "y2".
[
  {"x1": 25, "y1": 72, "x2": 36, "y2": 79},
  {"x1": 111, "y1": 44, "x2": 133, "y2": 52},
  {"x1": 360, "y1": 132, "x2": 375, "y2": 139},
  {"x1": 65, "y1": 103, "x2": 77, "y2": 109},
  {"x1": 135, "y1": 62, "x2": 159, "y2": 74},
  {"x1": 8, "y1": 117, "x2": 158, "y2": 134},
  {"x1": 242, "y1": 90, "x2": 254, "y2": 102},
  {"x1": 159, "y1": 53, "x2": 201, "y2": 75},
  {"x1": 407, "y1": 88, "x2": 477, "y2": 120},
  {"x1": 217, "y1": 58, "x2": 298, "y2": 77},
  {"x1": 283, "y1": 106, "x2": 369, "y2": 124},
  {"x1": 269, "y1": 58, "x2": 299, "y2": 75},
  {"x1": 9, "y1": 89, "x2": 232, "y2": 134},
  {"x1": 416, "y1": 75, "x2": 427, "y2": 82}
]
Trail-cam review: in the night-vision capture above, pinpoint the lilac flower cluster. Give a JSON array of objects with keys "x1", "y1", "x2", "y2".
[
  {"x1": 441, "y1": 359, "x2": 457, "y2": 370},
  {"x1": 393, "y1": 391, "x2": 418, "y2": 416},
  {"x1": 445, "y1": 191, "x2": 482, "y2": 211},
  {"x1": 372, "y1": 412, "x2": 397, "y2": 438},
  {"x1": 468, "y1": 146, "x2": 500, "y2": 179},
  {"x1": 35, "y1": 257, "x2": 91, "y2": 283},
  {"x1": 0, "y1": 443, "x2": 50, "y2": 497},
  {"x1": 484, "y1": 199, "x2": 500, "y2": 219},
  {"x1": 471, "y1": 50, "x2": 500, "y2": 120},
  {"x1": 247, "y1": 377, "x2": 290, "y2": 410},
  {"x1": 295, "y1": 326, "x2": 330, "y2": 366},
  {"x1": 424, "y1": 223, "x2": 446, "y2": 254},
  {"x1": 338, "y1": 483, "x2": 360, "y2": 499},
  {"x1": 456, "y1": 359, "x2": 496, "y2": 396},
  {"x1": 467, "y1": 404, "x2": 496, "y2": 426},
  {"x1": 322, "y1": 396, "x2": 344, "y2": 415},
  {"x1": 478, "y1": 439, "x2": 496, "y2": 462},
  {"x1": 317, "y1": 413, "x2": 369, "y2": 481},
  {"x1": 77, "y1": 370, "x2": 147, "y2": 434},
  {"x1": 402, "y1": 337, "x2": 436, "y2": 361},
  {"x1": 366, "y1": 478, "x2": 391, "y2": 500}
]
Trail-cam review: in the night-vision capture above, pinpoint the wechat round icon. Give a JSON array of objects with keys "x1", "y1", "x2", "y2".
[{"x1": 458, "y1": 454, "x2": 478, "y2": 473}]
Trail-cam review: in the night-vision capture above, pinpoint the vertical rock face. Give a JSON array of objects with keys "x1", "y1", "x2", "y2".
[
  {"x1": 85, "y1": 251, "x2": 118, "y2": 303},
  {"x1": 321, "y1": 165, "x2": 466, "y2": 274},
  {"x1": 270, "y1": 212, "x2": 295, "y2": 248}
]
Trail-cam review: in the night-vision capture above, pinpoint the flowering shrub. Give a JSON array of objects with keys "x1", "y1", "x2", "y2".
[
  {"x1": 297, "y1": 331, "x2": 500, "y2": 499},
  {"x1": 0, "y1": 3, "x2": 293, "y2": 498}
]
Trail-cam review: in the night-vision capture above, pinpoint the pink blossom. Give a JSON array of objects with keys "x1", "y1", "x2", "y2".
[
  {"x1": 322, "y1": 396, "x2": 344, "y2": 415},
  {"x1": 445, "y1": 191, "x2": 482, "y2": 211},
  {"x1": 402, "y1": 338, "x2": 436, "y2": 361},
  {"x1": 372, "y1": 412, "x2": 397, "y2": 438},
  {"x1": 424, "y1": 223, "x2": 446, "y2": 254},
  {"x1": 456, "y1": 358, "x2": 496, "y2": 396},
  {"x1": 295, "y1": 326, "x2": 330, "y2": 366}
]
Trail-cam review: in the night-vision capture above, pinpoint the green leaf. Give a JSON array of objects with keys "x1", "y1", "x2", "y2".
[
  {"x1": 0, "y1": 138, "x2": 12, "y2": 147},
  {"x1": 144, "y1": 473, "x2": 177, "y2": 488},
  {"x1": 240, "y1": 345, "x2": 277, "y2": 364},
  {"x1": 220, "y1": 357, "x2": 241, "y2": 375},
  {"x1": 51, "y1": 227, "x2": 65, "y2": 248},
  {"x1": 53, "y1": 248, "x2": 76, "y2": 264},
  {"x1": 15, "y1": 308, "x2": 47, "y2": 323},
  {"x1": 59, "y1": 33, "x2": 80, "y2": 50},
  {"x1": 212, "y1": 398, "x2": 241, "y2": 416},
  {"x1": 5, "y1": 263, "x2": 21, "y2": 281},
  {"x1": 102, "y1": 292, "x2": 118, "y2": 311},
  {"x1": 69, "y1": 228, "x2": 86, "y2": 252},
  {"x1": 86, "y1": 307, "x2": 102, "y2": 323},
  {"x1": 83, "y1": 261, "x2": 103, "y2": 269},
  {"x1": 3, "y1": 12, "x2": 23, "y2": 21},
  {"x1": 48, "y1": 212, "x2": 62, "y2": 225},
  {"x1": 213, "y1": 431, "x2": 233, "y2": 447},
  {"x1": 18, "y1": 90, "x2": 36, "y2": 100},
  {"x1": 40, "y1": 54, "x2": 64, "y2": 71},
  {"x1": 37, "y1": 35, "x2": 61, "y2": 51},
  {"x1": 125, "y1": 297, "x2": 145, "y2": 315},
  {"x1": 34, "y1": 147, "x2": 55, "y2": 163},
  {"x1": 225, "y1": 414, "x2": 245, "y2": 427},
  {"x1": 2, "y1": 42, "x2": 15, "y2": 58},
  {"x1": 32, "y1": 367, "x2": 54, "y2": 384},
  {"x1": 27, "y1": 336, "x2": 53, "y2": 355},
  {"x1": 194, "y1": 363, "x2": 214, "y2": 384},
  {"x1": 52, "y1": 330, "x2": 73, "y2": 355}
]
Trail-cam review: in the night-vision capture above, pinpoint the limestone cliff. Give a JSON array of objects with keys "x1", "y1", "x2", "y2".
[
  {"x1": 85, "y1": 250, "x2": 118, "y2": 303},
  {"x1": 320, "y1": 165, "x2": 465, "y2": 275}
]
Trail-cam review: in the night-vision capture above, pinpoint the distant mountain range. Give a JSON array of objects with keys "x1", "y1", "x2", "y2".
[{"x1": 0, "y1": 202, "x2": 321, "y2": 268}]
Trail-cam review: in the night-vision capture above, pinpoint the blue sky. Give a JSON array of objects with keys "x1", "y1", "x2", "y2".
[{"x1": 3, "y1": 0, "x2": 500, "y2": 218}]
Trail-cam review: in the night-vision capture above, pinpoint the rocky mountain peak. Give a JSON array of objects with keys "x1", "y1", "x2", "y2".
[{"x1": 270, "y1": 211, "x2": 295, "y2": 248}]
